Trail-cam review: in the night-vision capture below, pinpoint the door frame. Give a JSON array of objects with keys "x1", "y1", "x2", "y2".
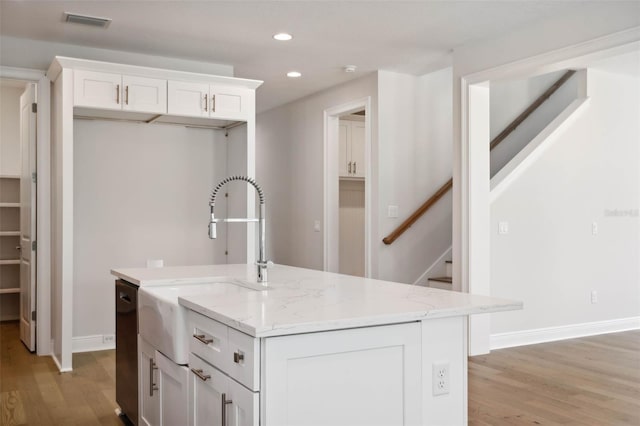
[
  {"x1": 323, "y1": 97, "x2": 372, "y2": 277},
  {"x1": 0, "y1": 66, "x2": 51, "y2": 356}
]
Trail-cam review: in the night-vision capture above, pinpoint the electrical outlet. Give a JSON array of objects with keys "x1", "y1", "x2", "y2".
[
  {"x1": 103, "y1": 334, "x2": 115, "y2": 345},
  {"x1": 591, "y1": 290, "x2": 598, "y2": 304},
  {"x1": 432, "y1": 362, "x2": 450, "y2": 396},
  {"x1": 498, "y1": 221, "x2": 509, "y2": 235}
]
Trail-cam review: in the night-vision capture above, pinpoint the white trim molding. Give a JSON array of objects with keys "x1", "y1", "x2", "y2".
[
  {"x1": 491, "y1": 317, "x2": 640, "y2": 350},
  {"x1": 323, "y1": 97, "x2": 373, "y2": 278},
  {"x1": 72, "y1": 334, "x2": 116, "y2": 353}
]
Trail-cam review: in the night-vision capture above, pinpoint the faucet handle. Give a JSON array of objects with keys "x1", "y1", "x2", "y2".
[{"x1": 257, "y1": 260, "x2": 274, "y2": 268}]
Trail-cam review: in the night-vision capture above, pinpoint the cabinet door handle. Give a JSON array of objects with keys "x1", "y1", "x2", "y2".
[
  {"x1": 348, "y1": 161, "x2": 352, "y2": 174},
  {"x1": 233, "y1": 351, "x2": 244, "y2": 364},
  {"x1": 193, "y1": 333, "x2": 213, "y2": 345},
  {"x1": 211, "y1": 94, "x2": 216, "y2": 112},
  {"x1": 204, "y1": 94, "x2": 208, "y2": 112},
  {"x1": 116, "y1": 84, "x2": 120, "y2": 104},
  {"x1": 353, "y1": 162, "x2": 357, "y2": 174},
  {"x1": 191, "y1": 368, "x2": 211, "y2": 382},
  {"x1": 149, "y1": 359, "x2": 158, "y2": 396},
  {"x1": 125, "y1": 86, "x2": 129, "y2": 105},
  {"x1": 221, "y1": 393, "x2": 232, "y2": 426}
]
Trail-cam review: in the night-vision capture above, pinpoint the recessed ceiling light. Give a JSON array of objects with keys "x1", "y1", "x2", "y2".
[
  {"x1": 63, "y1": 12, "x2": 112, "y2": 28},
  {"x1": 273, "y1": 33, "x2": 293, "y2": 41},
  {"x1": 287, "y1": 71, "x2": 302, "y2": 78}
]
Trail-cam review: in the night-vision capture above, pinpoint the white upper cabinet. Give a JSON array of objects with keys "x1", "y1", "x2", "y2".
[
  {"x1": 122, "y1": 75, "x2": 167, "y2": 114},
  {"x1": 167, "y1": 81, "x2": 209, "y2": 118},
  {"x1": 74, "y1": 70, "x2": 122, "y2": 110},
  {"x1": 168, "y1": 81, "x2": 251, "y2": 120},
  {"x1": 339, "y1": 120, "x2": 366, "y2": 179},
  {"x1": 74, "y1": 70, "x2": 167, "y2": 114}
]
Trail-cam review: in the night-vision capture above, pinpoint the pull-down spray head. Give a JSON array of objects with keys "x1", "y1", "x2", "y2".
[{"x1": 208, "y1": 176, "x2": 268, "y2": 282}]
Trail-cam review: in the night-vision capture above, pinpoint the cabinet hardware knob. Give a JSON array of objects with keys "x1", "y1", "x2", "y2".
[
  {"x1": 116, "y1": 84, "x2": 120, "y2": 104},
  {"x1": 193, "y1": 333, "x2": 214, "y2": 345},
  {"x1": 191, "y1": 368, "x2": 211, "y2": 382},
  {"x1": 204, "y1": 94, "x2": 208, "y2": 112},
  {"x1": 233, "y1": 351, "x2": 244, "y2": 363},
  {"x1": 222, "y1": 393, "x2": 232, "y2": 425},
  {"x1": 16, "y1": 246, "x2": 21, "y2": 250}
]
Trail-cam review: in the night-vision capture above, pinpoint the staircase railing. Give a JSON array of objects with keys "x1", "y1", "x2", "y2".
[{"x1": 382, "y1": 69, "x2": 576, "y2": 245}]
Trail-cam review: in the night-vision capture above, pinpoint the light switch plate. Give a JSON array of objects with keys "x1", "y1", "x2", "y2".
[
  {"x1": 498, "y1": 221, "x2": 509, "y2": 235},
  {"x1": 388, "y1": 205, "x2": 399, "y2": 218}
]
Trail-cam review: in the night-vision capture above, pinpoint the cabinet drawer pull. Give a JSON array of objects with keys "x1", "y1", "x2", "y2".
[
  {"x1": 211, "y1": 94, "x2": 216, "y2": 112},
  {"x1": 125, "y1": 86, "x2": 129, "y2": 105},
  {"x1": 353, "y1": 162, "x2": 357, "y2": 174},
  {"x1": 191, "y1": 368, "x2": 211, "y2": 382},
  {"x1": 233, "y1": 351, "x2": 244, "y2": 364},
  {"x1": 222, "y1": 393, "x2": 232, "y2": 425},
  {"x1": 348, "y1": 161, "x2": 352, "y2": 174},
  {"x1": 204, "y1": 94, "x2": 208, "y2": 112},
  {"x1": 149, "y1": 359, "x2": 158, "y2": 396},
  {"x1": 193, "y1": 333, "x2": 214, "y2": 345},
  {"x1": 116, "y1": 84, "x2": 120, "y2": 104}
]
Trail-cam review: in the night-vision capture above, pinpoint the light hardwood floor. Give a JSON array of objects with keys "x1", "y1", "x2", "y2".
[
  {"x1": 1, "y1": 321, "x2": 638, "y2": 425},
  {"x1": 469, "y1": 330, "x2": 640, "y2": 425},
  {"x1": 0, "y1": 321, "x2": 121, "y2": 426}
]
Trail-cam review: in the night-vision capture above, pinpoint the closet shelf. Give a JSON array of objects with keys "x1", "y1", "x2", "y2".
[
  {"x1": 0, "y1": 203, "x2": 20, "y2": 208},
  {"x1": 0, "y1": 231, "x2": 20, "y2": 236},
  {"x1": 0, "y1": 259, "x2": 20, "y2": 265},
  {"x1": 0, "y1": 288, "x2": 19, "y2": 295}
]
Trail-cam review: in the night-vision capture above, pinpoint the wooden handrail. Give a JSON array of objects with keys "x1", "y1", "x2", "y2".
[
  {"x1": 382, "y1": 178, "x2": 452, "y2": 245},
  {"x1": 490, "y1": 70, "x2": 576, "y2": 151},
  {"x1": 382, "y1": 69, "x2": 576, "y2": 245}
]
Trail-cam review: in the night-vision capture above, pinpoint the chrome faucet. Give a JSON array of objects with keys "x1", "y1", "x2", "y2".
[{"x1": 209, "y1": 176, "x2": 269, "y2": 283}]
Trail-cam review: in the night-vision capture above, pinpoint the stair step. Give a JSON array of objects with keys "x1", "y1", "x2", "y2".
[{"x1": 428, "y1": 276, "x2": 452, "y2": 284}]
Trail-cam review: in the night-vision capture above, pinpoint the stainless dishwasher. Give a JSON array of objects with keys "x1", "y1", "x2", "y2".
[{"x1": 116, "y1": 279, "x2": 138, "y2": 425}]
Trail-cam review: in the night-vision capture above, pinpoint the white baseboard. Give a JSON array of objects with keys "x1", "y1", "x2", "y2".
[
  {"x1": 72, "y1": 334, "x2": 115, "y2": 353},
  {"x1": 491, "y1": 316, "x2": 640, "y2": 350},
  {"x1": 51, "y1": 353, "x2": 72, "y2": 373}
]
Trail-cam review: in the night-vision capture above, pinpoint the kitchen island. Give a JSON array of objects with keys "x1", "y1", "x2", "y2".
[{"x1": 112, "y1": 264, "x2": 521, "y2": 426}]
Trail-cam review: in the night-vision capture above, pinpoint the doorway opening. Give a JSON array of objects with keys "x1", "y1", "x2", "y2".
[
  {"x1": 0, "y1": 77, "x2": 37, "y2": 352},
  {"x1": 324, "y1": 97, "x2": 372, "y2": 277}
]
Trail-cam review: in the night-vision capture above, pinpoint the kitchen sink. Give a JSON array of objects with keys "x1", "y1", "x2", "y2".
[{"x1": 138, "y1": 280, "x2": 253, "y2": 364}]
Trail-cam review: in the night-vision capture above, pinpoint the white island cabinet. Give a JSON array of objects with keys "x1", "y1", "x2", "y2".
[{"x1": 112, "y1": 264, "x2": 521, "y2": 426}]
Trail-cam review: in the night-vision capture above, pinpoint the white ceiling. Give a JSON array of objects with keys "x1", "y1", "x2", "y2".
[{"x1": 1, "y1": 1, "x2": 638, "y2": 112}]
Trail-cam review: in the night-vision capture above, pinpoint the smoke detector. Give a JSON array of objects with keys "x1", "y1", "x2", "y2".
[
  {"x1": 63, "y1": 12, "x2": 112, "y2": 28},
  {"x1": 344, "y1": 65, "x2": 357, "y2": 73}
]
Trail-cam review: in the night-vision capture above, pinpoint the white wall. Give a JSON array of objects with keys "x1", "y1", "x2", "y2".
[
  {"x1": 490, "y1": 68, "x2": 639, "y2": 337},
  {"x1": 0, "y1": 86, "x2": 23, "y2": 176},
  {"x1": 73, "y1": 120, "x2": 229, "y2": 339},
  {"x1": 0, "y1": 36, "x2": 233, "y2": 76},
  {"x1": 256, "y1": 68, "x2": 453, "y2": 284},
  {"x1": 490, "y1": 70, "x2": 579, "y2": 177},
  {"x1": 256, "y1": 74, "x2": 378, "y2": 270},
  {"x1": 377, "y1": 69, "x2": 453, "y2": 283}
]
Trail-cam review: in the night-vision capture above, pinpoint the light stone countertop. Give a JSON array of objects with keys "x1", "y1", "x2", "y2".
[{"x1": 111, "y1": 264, "x2": 522, "y2": 338}]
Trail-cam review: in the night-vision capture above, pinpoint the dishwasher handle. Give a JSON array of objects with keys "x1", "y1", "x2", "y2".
[{"x1": 119, "y1": 292, "x2": 132, "y2": 304}]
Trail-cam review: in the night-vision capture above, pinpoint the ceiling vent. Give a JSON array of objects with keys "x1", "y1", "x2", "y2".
[{"x1": 63, "y1": 12, "x2": 112, "y2": 28}]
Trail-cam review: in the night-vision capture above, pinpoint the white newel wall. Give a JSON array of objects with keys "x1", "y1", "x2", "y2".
[
  {"x1": 72, "y1": 121, "x2": 229, "y2": 344},
  {"x1": 490, "y1": 67, "x2": 640, "y2": 346},
  {"x1": 377, "y1": 69, "x2": 453, "y2": 284}
]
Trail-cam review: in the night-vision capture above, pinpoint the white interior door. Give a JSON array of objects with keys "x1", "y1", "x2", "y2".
[{"x1": 19, "y1": 83, "x2": 37, "y2": 352}]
